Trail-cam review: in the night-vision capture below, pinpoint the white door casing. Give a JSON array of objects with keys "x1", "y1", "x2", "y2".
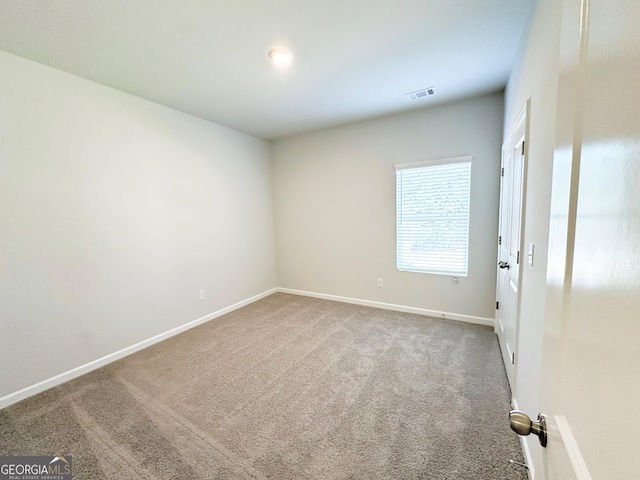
[{"x1": 496, "y1": 105, "x2": 527, "y2": 388}]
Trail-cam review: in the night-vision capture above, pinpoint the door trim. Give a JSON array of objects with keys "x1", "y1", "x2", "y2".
[
  {"x1": 556, "y1": 416, "x2": 592, "y2": 480},
  {"x1": 496, "y1": 100, "x2": 530, "y2": 394}
]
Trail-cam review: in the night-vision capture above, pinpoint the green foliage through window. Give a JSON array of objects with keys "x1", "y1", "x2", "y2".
[{"x1": 395, "y1": 157, "x2": 471, "y2": 276}]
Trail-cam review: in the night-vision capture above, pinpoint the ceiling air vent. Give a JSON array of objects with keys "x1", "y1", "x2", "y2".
[{"x1": 406, "y1": 87, "x2": 435, "y2": 101}]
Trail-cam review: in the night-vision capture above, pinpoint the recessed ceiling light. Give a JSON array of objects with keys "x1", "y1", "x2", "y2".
[{"x1": 269, "y1": 49, "x2": 293, "y2": 66}]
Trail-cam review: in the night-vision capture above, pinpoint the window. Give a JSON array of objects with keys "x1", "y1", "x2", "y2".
[{"x1": 395, "y1": 156, "x2": 471, "y2": 276}]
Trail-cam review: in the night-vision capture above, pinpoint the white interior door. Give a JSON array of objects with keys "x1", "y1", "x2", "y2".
[
  {"x1": 496, "y1": 109, "x2": 526, "y2": 387},
  {"x1": 520, "y1": 0, "x2": 640, "y2": 478}
]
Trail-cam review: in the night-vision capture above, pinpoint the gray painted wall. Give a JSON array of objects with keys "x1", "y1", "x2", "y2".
[
  {"x1": 271, "y1": 93, "x2": 504, "y2": 319},
  {"x1": 0, "y1": 51, "x2": 277, "y2": 399},
  {"x1": 503, "y1": 0, "x2": 562, "y2": 476}
]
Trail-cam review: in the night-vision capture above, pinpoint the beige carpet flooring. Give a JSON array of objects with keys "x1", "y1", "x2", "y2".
[{"x1": 0, "y1": 293, "x2": 527, "y2": 479}]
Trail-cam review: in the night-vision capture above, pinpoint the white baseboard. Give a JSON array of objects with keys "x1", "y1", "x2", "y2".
[
  {"x1": 1, "y1": 286, "x2": 493, "y2": 410},
  {"x1": 0, "y1": 288, "x2": 277, "y2": 410},
  {"x1": 277, "y1": 288, "x2": 495, "y2": 327}
]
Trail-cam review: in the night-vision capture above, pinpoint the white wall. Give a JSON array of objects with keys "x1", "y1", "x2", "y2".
[
  {"x1": 0, "y1": 51, "x2": 277, "y2": 399},
  {"x1": 271, "y1": 93, "x2": 504, "y2": 319},
  {"x1": 503, "y1": 0, "x2": 562, "y2": 476}
]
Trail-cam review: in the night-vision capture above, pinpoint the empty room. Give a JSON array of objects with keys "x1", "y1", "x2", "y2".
[{"x1": 1, "y1": 0, "x2": 639, "y2": 479}]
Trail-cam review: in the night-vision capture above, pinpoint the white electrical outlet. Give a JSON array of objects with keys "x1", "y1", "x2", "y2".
[
  {"x1": 377, "y1": 278, "x2": 383, "y2": 288},
  {"x1": 199, "y1": 290, "x2": 205, "y2": 300}
]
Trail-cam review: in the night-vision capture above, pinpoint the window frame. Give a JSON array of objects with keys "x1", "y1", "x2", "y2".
[{"x1": 395, "y1": 155, "x2": 472, "y2": 277}]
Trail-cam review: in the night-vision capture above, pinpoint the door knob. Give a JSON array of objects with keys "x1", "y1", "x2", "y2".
[
  {"x1": 498, "y1": 261, "x2": 510, "y2": 269},
  {"x1": 509, "y1": 410, "x2": 547, "y2": 447}
]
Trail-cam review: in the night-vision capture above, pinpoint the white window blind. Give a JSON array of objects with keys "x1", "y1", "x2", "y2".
[{"x1": 395, "y1": 156, "x2": 471, "y2": 276}]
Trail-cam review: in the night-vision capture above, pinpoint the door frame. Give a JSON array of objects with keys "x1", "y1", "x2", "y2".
[{"x1": 496, "y1": 100, "x2": 530, "y2": 395}]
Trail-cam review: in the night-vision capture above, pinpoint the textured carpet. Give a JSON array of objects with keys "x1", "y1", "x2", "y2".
[{"x1": 0, "y1": 293, "x2": 527, "y2": 479}]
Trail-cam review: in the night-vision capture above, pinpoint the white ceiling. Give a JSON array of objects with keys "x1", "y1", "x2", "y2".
[{"x1": 0, "y1": 0, "x2": 533, "y2": 140}]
